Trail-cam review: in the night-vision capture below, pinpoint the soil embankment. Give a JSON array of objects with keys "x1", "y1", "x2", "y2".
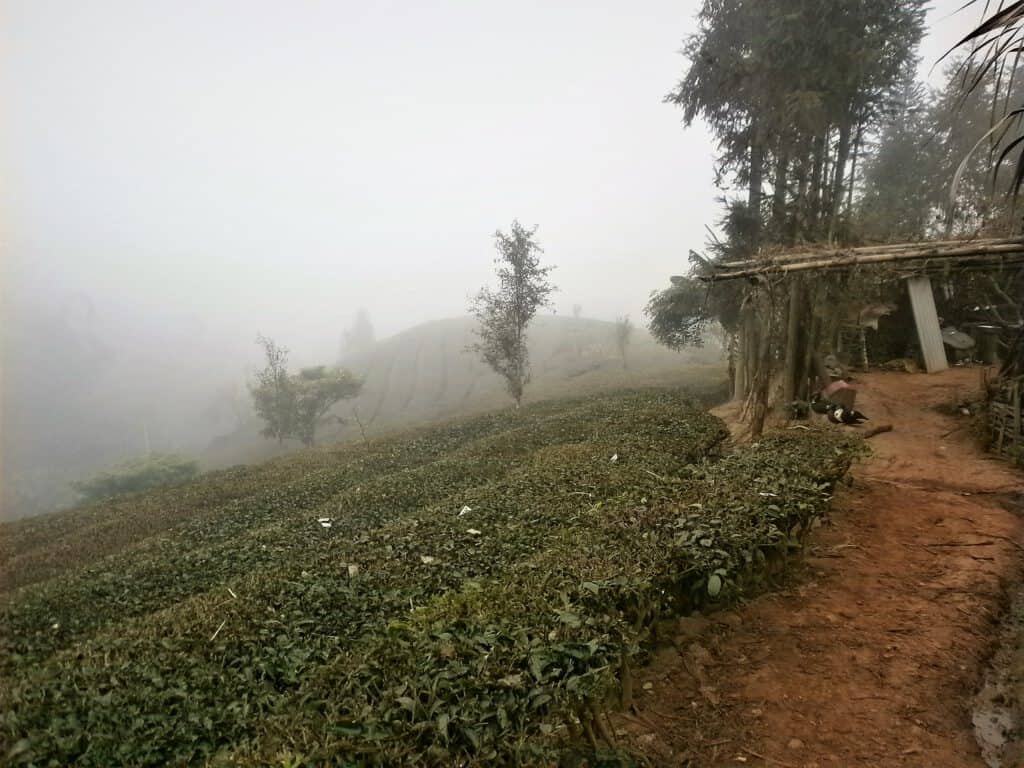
[{"x1": 621, "y1": 368, "x2": 1023, "y2": 767}]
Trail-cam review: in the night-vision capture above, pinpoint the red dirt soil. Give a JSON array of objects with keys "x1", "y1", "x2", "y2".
[{"x1": 616, "y1": 368, "x2": 1024, "y2": 767}]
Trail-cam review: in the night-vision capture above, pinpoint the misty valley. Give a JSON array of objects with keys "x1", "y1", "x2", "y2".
[{"x1": 3, "y1": 1, "x2": 1024, "y2": 766}]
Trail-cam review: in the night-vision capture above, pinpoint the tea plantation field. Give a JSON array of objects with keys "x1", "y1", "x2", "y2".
[{"x1": 0, "y1": 389, "x2": 860, "y2": 766}]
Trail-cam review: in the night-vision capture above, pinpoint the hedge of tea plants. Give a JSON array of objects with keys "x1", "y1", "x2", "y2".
[{"x1": 0, "y1": 389, "x2": 859, "y2": 766}]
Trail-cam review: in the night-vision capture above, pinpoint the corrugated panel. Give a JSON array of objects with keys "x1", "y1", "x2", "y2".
[{"x1": 907, "y1": 276, "x2": 948, "y2": 373}]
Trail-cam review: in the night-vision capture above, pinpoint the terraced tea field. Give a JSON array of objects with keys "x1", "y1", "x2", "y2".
[
  {"x1": 201, "y1": 315, "x2": 724, "y2": 470},
  {"x1": 0, "y1": 388, "x2": 860, "y2": 766}
]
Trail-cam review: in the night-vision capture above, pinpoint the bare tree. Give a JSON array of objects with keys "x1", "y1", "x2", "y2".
[
  {"x1": 251, "y1": 335, "x2": 294, "y2": 445},
  {"x1": 469, "y1": 220, "x2": 556, "y2": 408},
  {"x1": 614, "y1": 315, "x2": 633, "y2": 369}
]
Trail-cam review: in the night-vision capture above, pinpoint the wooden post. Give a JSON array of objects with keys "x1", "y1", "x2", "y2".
[{"x1": 906, "y1": 276, "x2": 948, "y2": 374}]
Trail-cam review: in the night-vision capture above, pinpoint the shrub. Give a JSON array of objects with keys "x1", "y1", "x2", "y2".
[{"x1": 72, "y1": 454, "x2": 199, "y2": 504}]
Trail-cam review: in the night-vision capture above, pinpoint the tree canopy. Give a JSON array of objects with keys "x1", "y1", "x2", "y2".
[
  {"x1": 250, "y1": 337, "x2": 361, "y2": 447},
  {"x1": 470, "y1": 221, "x2": 556, "y2": 408},
  {"x1": 653, "y1": 0, "x2": 928, "y2": 436}
]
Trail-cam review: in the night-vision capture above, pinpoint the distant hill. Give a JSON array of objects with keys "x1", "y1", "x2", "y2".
[{"x1": 202, "y1": 315, "x2": 724, "y2": 468}]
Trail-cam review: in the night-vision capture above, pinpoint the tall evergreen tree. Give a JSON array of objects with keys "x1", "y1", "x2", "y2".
[{"x1": 657, "y1": 0, "x2": 926, "y2": 434}]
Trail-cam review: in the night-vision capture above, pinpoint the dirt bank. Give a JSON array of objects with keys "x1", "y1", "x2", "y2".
[{"x1": 617, "y1": 368, "x2": 1023, "y2": 767}]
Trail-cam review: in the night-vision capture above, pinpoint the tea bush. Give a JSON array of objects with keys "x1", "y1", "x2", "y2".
[
  {"x1": 72, "y1": 454, "x2": 199, "y2": 504},
  {"x1": 0, "y1": 389, "x2": 860, "y2": 766}
]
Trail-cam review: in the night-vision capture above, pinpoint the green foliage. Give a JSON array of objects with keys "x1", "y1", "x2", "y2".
[
  {"x1": 645, "y1": 277, "x2": 714, "y2": 350},
  {"x1": 859, "y1": 58, "x2": 1024, "y2": 240},
  {"x1": 470, "y1": 220, "x2": 556, "y2": 407},
  {"x1": 250, "y1": 335, "x2": 295, "y2": 444},
  {"x1": 291, "y1": 365, "x2": 361, "y2": 446},
  {"x1": 645, "y1": 241, "x2": 743, "y2": 351},
  {"x1": 660, "y1": 1, "x2": 925, "y2": 418},
  {"x1": 0, "y1": 388, "x2": 862, "y2": 766},
  {"x1": 71, "y1": 454, "x2": 199, "y2": 504},
  {"x1": 667, "y1": 0, "x2": 925, "y2": 243},
  {"x1": 854, "y1": 58, "x2": 1024, "y2": 336},
  {"x1": 948, "y1": 0, "x2": 1024, "y2": 199},
  {"x1": 250, "y1": 336, "x2": 361, "y2": 447},
  {"x1": 857, "y1": 76, "x2": 936, "y2": 240}
]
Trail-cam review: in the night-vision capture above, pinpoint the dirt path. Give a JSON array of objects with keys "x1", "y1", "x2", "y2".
[{"x1": 618, "y1": 369, "x2": 1023, "y2": 767}]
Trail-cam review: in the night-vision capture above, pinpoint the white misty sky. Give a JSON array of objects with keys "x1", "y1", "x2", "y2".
[{"x1": 3, "y1": 0, "x2": 971, "y2": 370}]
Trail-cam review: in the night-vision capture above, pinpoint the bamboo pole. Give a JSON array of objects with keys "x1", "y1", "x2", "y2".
[
  {"x1": 707, "y1": 236, "x2": 1024, "y2": 271},
  {"x1": 700, "y1": 246, "x2": 1024, "y2": 282}
]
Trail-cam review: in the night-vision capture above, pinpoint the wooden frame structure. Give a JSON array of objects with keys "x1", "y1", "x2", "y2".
[
  {"x1": 693, "y1": 237, "x2": 1024, "y2": 281},
  {"x1": 691, "y1": 236, "x2": 1024, "y2": 375}
]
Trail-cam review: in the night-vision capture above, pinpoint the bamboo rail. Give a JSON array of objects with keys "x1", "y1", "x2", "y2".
[
  {"x1": 711, "y1": 236, "x2": 1024, "y2": 271},
  {"x1": 697, "y1": 241, "x2": 1024, "y2": 282}
]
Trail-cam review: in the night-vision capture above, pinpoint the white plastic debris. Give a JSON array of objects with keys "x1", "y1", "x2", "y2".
[
  {"x1": 320, "y1": 521, "x2": 332, "y2": 528},
  {"x1": 458, "y1": 505, "x2": 472, "y2": 516},
  {"x1": 317, "y1": 517, "x2": 331, "y2": 523},
  {"x1": 420, "y1": 555, "x2": 437, "y2": 565},
  {"x1": 347, "y1": 564, "x2": 359, "y2": 577},
  {"x1": 466, "y1": 528, "x2": 482, "y2": 536},
  {"x1": 758, "y1": 492, "x2": 779, "y2": 498},
  {"x1": 610, "y1": 453, "x2": 618, "y2": 463}
]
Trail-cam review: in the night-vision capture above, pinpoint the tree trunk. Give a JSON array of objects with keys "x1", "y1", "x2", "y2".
[
  {"x1": 745, "y1": 310, "x2": 760, "y2": 401},
  {"x1": 821, "y1": 127, "x2": 833, "y2": 231},
  {"x1": 727, "y1": 333, "x2": 736, "y2": 397},
  {"x1": 733, "y1": 324, "x2": 748, "y2": 401},
  {"x1": 846, "y1": 122, "x2": 863, "y2": 216},
  {"x1": 748, "y1": 121, "x2": 765, "y2": 251},
  {"x1": 792, "y1": 151, "x2": 810, "y2": 242},
  {"x1": 828, "y1": 118, "x2": 853, "y2": 241},
  {"x1": 800, "y1": 308, "x2": 820, "y2": 399},
  {"x1": 808, "y1": 132, "x2": 826, "y2": 237},
  {"x1": 782, "y1": 278, "x2": 802, "y2": 409},
  {"x1": 749, "y1": 297, "x2": 773, "y2": 439},
  {"x1": 772, "y1": 143, "x2": 790, "y2": 234}
]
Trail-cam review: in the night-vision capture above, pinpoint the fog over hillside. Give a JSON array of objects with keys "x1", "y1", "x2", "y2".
[
  {"x1": 1, "y1": 0, "x2": 968, "y2": 520},
  {"x1": 202, "y1": 315, "x2": 724, "y2": 470},
  {"x1": 5, "y1": 1, "x2": 1018, "y2": 765}
]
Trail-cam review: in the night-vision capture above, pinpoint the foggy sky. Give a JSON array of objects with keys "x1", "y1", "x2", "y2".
[
  {"x1": 5, "y1": 1, "x2": 968, "y2": 355},
  {"x1": 2, "y1": 1, "x2": 972, "y2": 515}
]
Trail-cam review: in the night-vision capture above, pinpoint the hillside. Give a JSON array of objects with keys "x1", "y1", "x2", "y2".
[
  {"x1": 202, "y1": 315, "x2": 723, "y2": 469},
  {"x1": 0, "y1": 387, "x2": 859, "y2": 766}
]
